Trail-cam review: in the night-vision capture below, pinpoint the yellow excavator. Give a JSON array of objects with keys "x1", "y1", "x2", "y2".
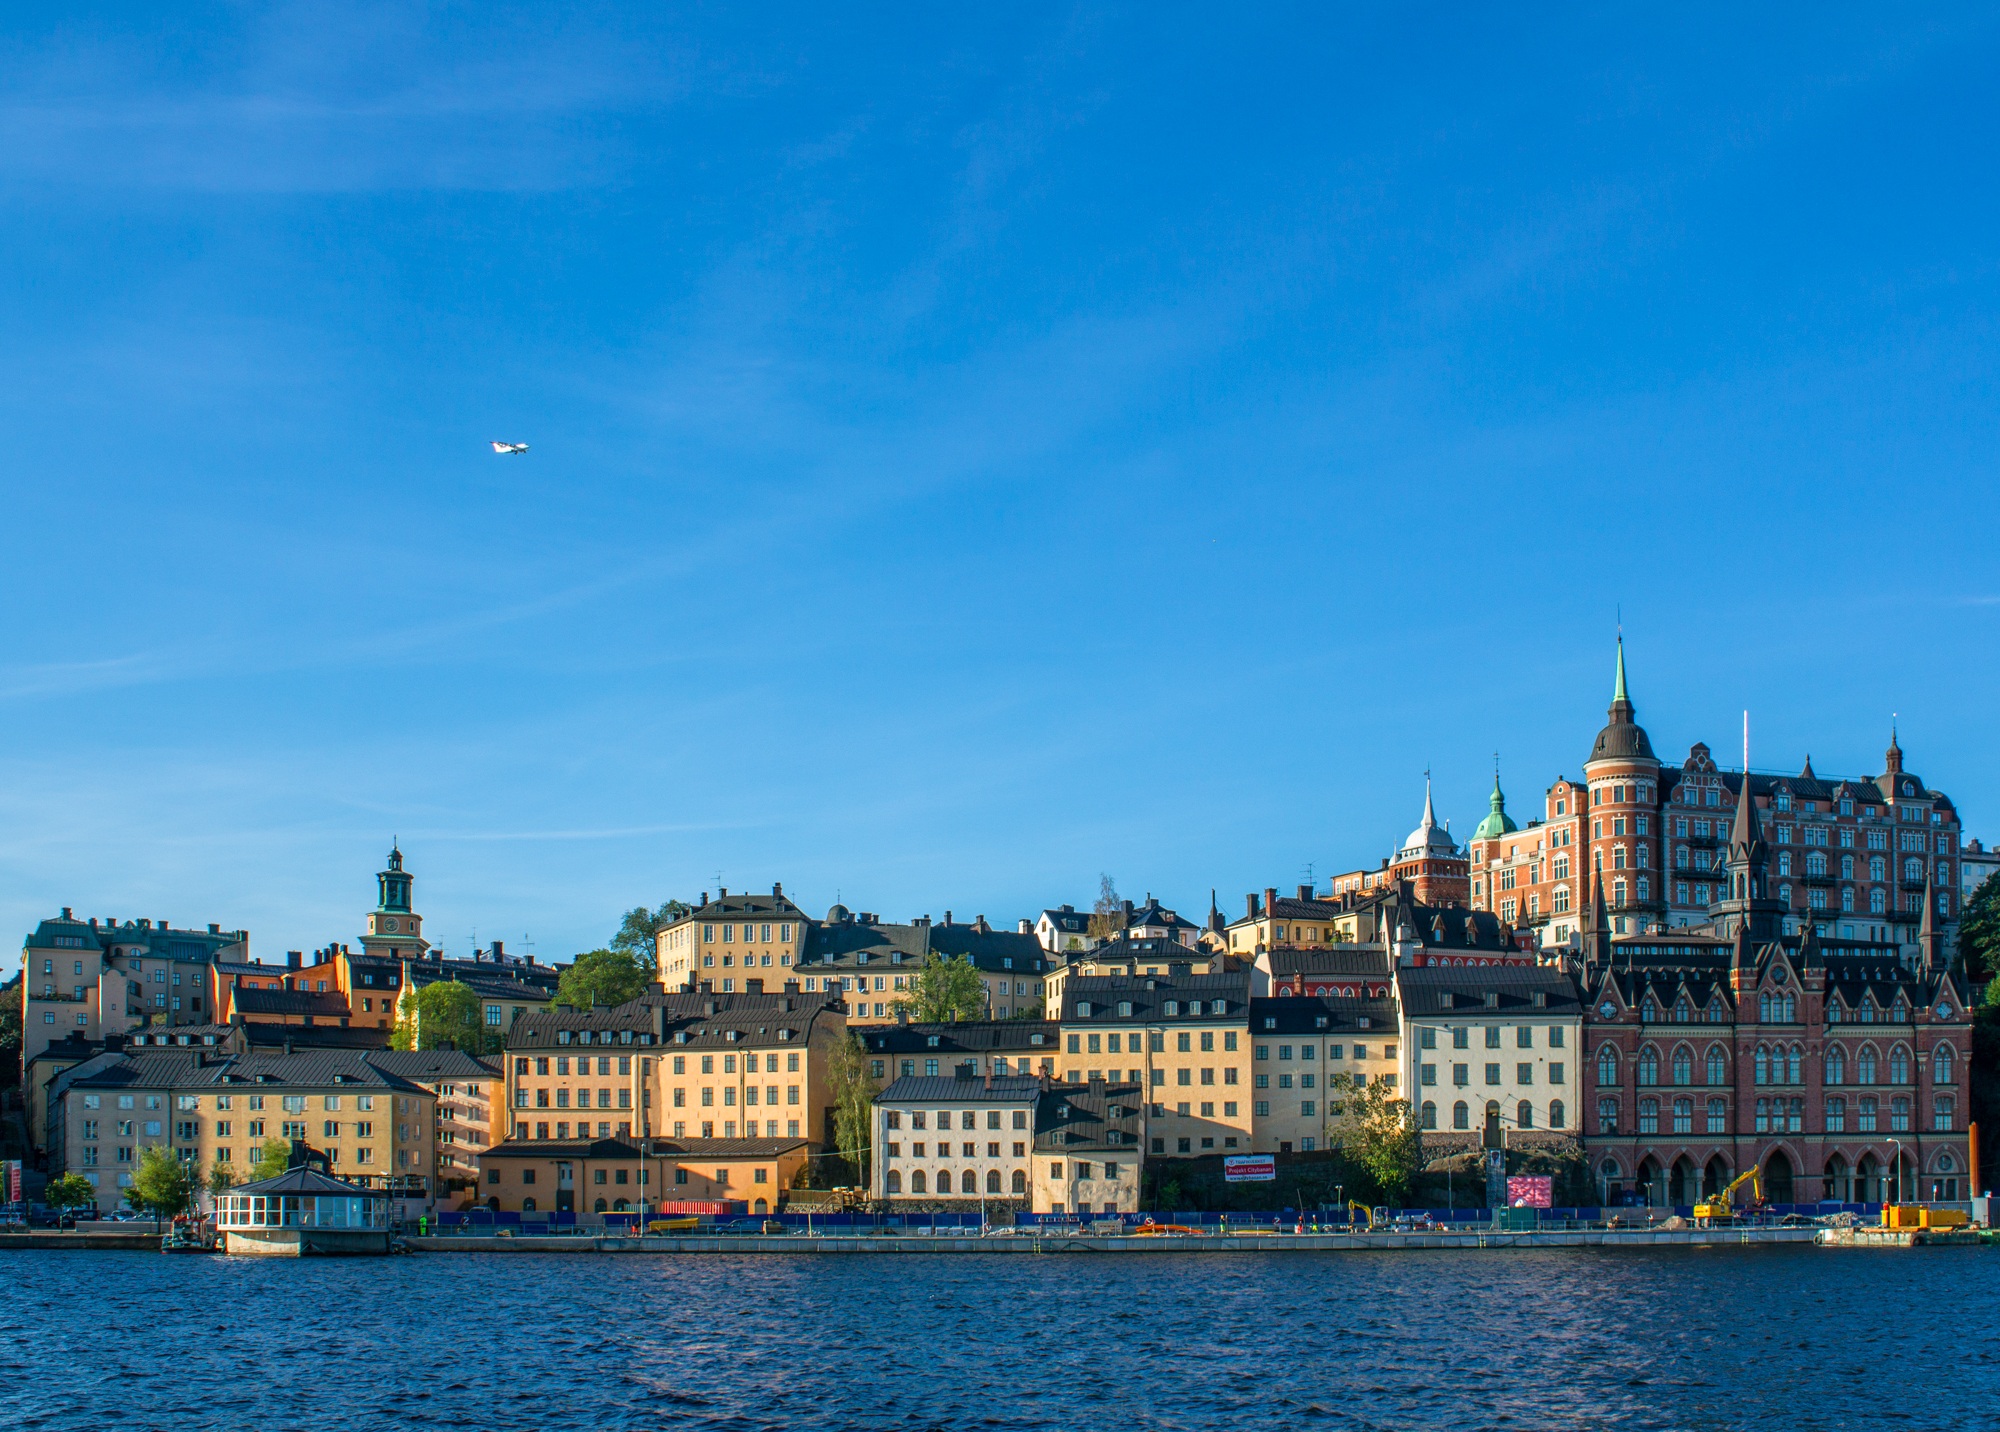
[
  {"x1": 1692, "y1": 1168, "x2": 1764, "y2": 1227},
  {"x1": 1347, "y1": 1200, "x2": 1375, "y2": 1231}
]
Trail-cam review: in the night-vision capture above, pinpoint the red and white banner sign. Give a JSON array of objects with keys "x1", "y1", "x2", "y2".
[{"x1": 1223, "y1": 1155, "x2": 1276, "y2": 1182}]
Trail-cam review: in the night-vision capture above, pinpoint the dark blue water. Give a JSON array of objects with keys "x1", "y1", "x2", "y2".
[{"x1": 3, "y1": 1247, "x2": 1996, "y2": 1430}]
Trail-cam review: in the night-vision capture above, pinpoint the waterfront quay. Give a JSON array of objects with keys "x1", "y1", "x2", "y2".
[{"x1": 413, "y1": 1225, "x2": 1826, "y2": 1254}]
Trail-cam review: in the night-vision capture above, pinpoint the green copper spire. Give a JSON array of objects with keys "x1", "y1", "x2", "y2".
[
  {"x1": 1614, "y1": 635, "x2": 1629, "y2": 703},
  {"x1": 1473, "y1": 763, "x2": 1517, "y2": 840}
]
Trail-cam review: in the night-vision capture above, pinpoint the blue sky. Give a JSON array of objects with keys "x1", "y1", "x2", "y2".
[{"x1": 5, "y1": 4, "x2": 1999, "y2": 965}]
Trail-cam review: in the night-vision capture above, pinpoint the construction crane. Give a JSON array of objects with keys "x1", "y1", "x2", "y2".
[
  {"x1": 1692, "y1": 1168, "x2": 1764, "y2": 1227},
  {"x1": 1347, "y1": 1200, "x2": 1375, "y2": 1231}
]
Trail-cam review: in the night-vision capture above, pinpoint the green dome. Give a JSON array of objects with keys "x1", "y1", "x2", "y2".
[{"x1": 1473, "y1": 773, "x2": 1517, "y2": 841}]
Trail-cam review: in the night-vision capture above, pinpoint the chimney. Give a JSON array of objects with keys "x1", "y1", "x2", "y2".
[
  {"x1": 1246, "y1": 893, "x2": 1259, "y2": 919},
  {"x1": 896, "y1": 1006, "x2": 908, "y2": 1026},
  {"x1": 283, "y1": 1036, "x2": 294, "y2": 1056},
  {"x1": 1298, "y1": 884, "x2": 1312, "y2": 901},
  {"x1": 1265, "y1": 888, "x2": 1278, "y2": 916},
  {"x1": 1122, "y1": 900, "x2": 1133, "y2": 916},
  {"x1": 704, "y1": 999, "x2": 718, "y2": 1017},
  {"x1": 976, "y1": 915, "x2": 990, "y2": 933},
  {"x1": 747, "y1": 978, "x2": 764, "y2": 995},
  {"x1": 784, "y1": 980, "x2": 799, "y2": 994},
  {"x1": 287, "y1": 951, "x2": 302, "y2": 970},
  {"x1": 945, "y1": 910, "x2": 953, "y2": 926},
  {"x1": 773, "y1": 881, "x2": 782, "y2": 896},
  {"x1": 61, "y1": 907, "x2": 72, "y2": 920},
  {"x1": 718, "y1": 886, "x2": 727, "y2": 898},
  {"x1": 701, "y1": 892, "x2": 709, "y2": 906},
  {"x1": 1018, "y1": 919, "x2": 1032, "y2": 934}
]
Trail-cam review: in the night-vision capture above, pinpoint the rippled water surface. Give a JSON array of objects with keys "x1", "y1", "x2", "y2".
[{"x1": 3, "y1": 1246, "x2": 1996, "y2": 1430}]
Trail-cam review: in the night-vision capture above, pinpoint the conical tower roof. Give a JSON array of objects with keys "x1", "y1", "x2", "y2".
[{"x1": 1588, "y1": 637, "x2": 1656, "y2": 765}]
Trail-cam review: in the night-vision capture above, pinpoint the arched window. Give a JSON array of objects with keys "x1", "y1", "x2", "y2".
[
  {"x1": 1841, "y1": 854, "x2": 1854, "y2": 880},
  {"x1": 1421, "y1": 1100, "x2": 1437, "y2": 1129},
  {"x1": 1869, "y1": 888, "x2": 1886, "y2": 914},
  {"x1": 1934, "y1": 1046, "x2": 1954, "y2": 1083},
  {"x1": 1841, "y1": 887, "x2": 1854, "y2": 911},
  {"x1": 1778, "y1": 852, "x2": 1793, "y2": 877},
  {"x1": 1706, "y1": 1046, "x2": 1728, "y2": 1085},
  {"x1": 986, "y1": 1169, "x2": 1001, "y2": 1194},
  {"x1": 521, "y1": 1197, "x2": 537, "y2": 1213},
  {"x1": 1754, "y1": 1048, "x2": 1770, "y2": 1085},
  {"x1": 1453, "y1": 1101, "x2": 1469, "y2": 1130},
  {"x1": 1516, "y1": 1101, "x2": 1533, "y2": 1130},
  {"x1": 1904, "y1": 857, "x2": 1922, "y2": 883},
  {"x1": 1890, "y1": 1097, "x2": 1911, "y2": 1132},
  {"x1": 593, "y1": 1197, "x2": 608, "y2": 1213},
  {"x1": 1671, "y1": 1047, "x2": 1692, "y2": 1085},
  {"x1": 1858, "y1": 1047, "x2": 1878, "y2": 1084},
  {"x1": 1934, "y1": 1095, "x2": 1955, "y2": 1132},
  {"x1": 1706, "y1": 1097, "x2": 1727, "y2": 1134},
  {"x1": 1672, "y1": 1098, "x2": 1692, "y2": 1134},
  {"x1": 1674, "y1": 997, "x2": 1692, "y2": 1023},
  {"x1": 1548, "y1": 1099, "x2": 1564, "y2": 1129},
  {"x1": 1638, "y1": 1098, "x2": 1659, "y2": 1134},
  {"x1": 886, "y1": 1169, "x2": 902, "y2": 1194},
  {"x1": 911, "y1": 1170, "x2": 927, "y2": 1194},
  {"x1": 1870, "y1": 855, "x2": 1886, "y2": 882},
  {"x1": 1825, "y1": 1097, "x2": 1845, "y2": 1132},
  {"x1": 1641, "y1": 997, "x2": 1658, "y2": 1021},
  {"x1": 962, "y1": 1170, "x2": 978, "y2": 1194},
  {"x1": 1010, "y1": 1169, "x2": 1026, "y2": 1194},
  {"x1": 1859, "y1": 1096, "x2": 1878, "y2": 1132},
  {"x1": 1786, "y1": 1046, "x2": 1801, "y2": 1084},
  {"x1": 1637, "y1": 1048, "x2": 1659, "y2": 1086},
  {"x1": 1598, "y1": 1048, "x2": 1619, "y2": 1086},
  {"x1": 1806, "y1": 851, "x2": 1827, "y2": 877},
  {"x1": 613, "y1": 1198, "x2": 629, "y2": 1211},
  {"x1": 1890, "y1": 1046, "x2": 1910, "y2": 1085},
  {"x1": 1825, "y1": 1048, "x2": 1845, "y2": 1086},
  {"x1": 1596, "y1": 1097, "x2": 1618, "y2": 1133}
]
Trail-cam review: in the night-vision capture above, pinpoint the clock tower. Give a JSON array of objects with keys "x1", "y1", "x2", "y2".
[{"x1": 360, "y1": 843, "x2": 430, "y2": 960}]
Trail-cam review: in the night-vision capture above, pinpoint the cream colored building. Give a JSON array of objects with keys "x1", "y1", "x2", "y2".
[
  {"x1": 503, "y1": 989, "x2": 848, "y2": 1150},
  {"x1": 1395, "y1": 966, "x2": 1584, "y2": 1146},
  {"x1": 1030, "y1": 1081, "x2": 1144, "y2": 1216},
  {"x1": 873, "y1": 1074, "x2": 1041, "y2": 1203},
  {"x1": 46, "y1": 1047, "x2": 437, "y2": 1216},
  {"x1": 655, "y1": 886, "x2": 810, "y2": 993},
  {"x1": 1058, "y1": 973, "x2": 1252, "y2": 1158},
  {"x1": 1248, "y1": 994, "x2": 1402, "y2": 1154}
]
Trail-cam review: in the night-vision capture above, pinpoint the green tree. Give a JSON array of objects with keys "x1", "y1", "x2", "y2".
[
  {"x1": 1338, "y1": 1073, "x2": 1421, "y2": 1206},
  {"x1": 611, "y1": 902, "x2": 691, "y2": 971},
  {"x1": 44, "y1": 1173, "x2": 95, "y2": 1211},
  {"x1": 556, "y1": 948, "x2": 652, "y2": 1010},
  {"x1": 126, "y1": 1147, "x2": 194, "y2": 1220},
  {"x1": 1958, "y1": 877, "x2": 2000, "y2": 983},
  {"x1": 893, "y1": 953, "x2": 985, "y2": 1023},
  {"x1": 250, "y1": 1138, "x2": 290, "y2": 1182},
  {"x1": 392, "y1": 978, "x2": 501, "y2": 1052},
  {"x1": 825, "y1": 1032, "x2": 873, "y2": 1188},
  {"x1": 206, "y1": 1159, "x2": 239, "y2": 1199},
  {"x1": 1086, "y1": 873, "x2": 1124, "y2": 945},
  {"x1": 0, "y1": 988, "x2": 21, "y2": 1089}
]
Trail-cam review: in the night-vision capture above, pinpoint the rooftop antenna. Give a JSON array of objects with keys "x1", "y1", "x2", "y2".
[{"x1": 1301, "y1": 861, "x2": 1316, "y2": 891}]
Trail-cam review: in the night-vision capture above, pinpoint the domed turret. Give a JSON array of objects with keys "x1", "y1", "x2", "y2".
[{"x1": 1473, "y1": 770, "x2": 1517, "y2": 841}]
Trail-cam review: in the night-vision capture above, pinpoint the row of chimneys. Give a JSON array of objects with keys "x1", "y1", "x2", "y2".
[{"x1": 59, "y1": 908, "x2": 230, "y2": 938}]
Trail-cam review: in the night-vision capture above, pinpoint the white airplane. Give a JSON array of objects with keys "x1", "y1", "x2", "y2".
[{"x1": 490, "y1": 440, "x2": 530, "y2": 455}]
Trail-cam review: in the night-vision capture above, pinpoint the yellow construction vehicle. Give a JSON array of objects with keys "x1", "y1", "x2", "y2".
[
  {"x1": 1347, "y1": 1200, "x2": 1375, "y2": 1231},
  {"x1": 1692, "y1": 1169, "x2": 1764, "y2": 1227},
  {"x1": 1882, "y1": 1204, "x2": 1969, "y2": 1231}
]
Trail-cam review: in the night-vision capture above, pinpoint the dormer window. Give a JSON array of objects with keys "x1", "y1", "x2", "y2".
[
  {"x1": 926, "y1": 1035, "x2": 940, "y2": 1048},
  {"x1": 557, "y1": 1031, "x2": 571, "y2": 1045},
  {"x1": 1164, "y1": 1001, "x2": 1179, "y2": 1016},
  {"x1": 1076, "y1": 1002, "x2": 1093, "y2": 1018},
  {"x1": 1263, "y1": 1017, "x2": 1276, "y2": 1030},
  {"x1": 1315, "y1": 1016, "x2": 1328, "y2": 1029}
]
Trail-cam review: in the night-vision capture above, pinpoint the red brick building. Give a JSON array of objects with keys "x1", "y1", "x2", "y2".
[{"x1": 1576, "y1": 761, "x2": 1975, "y2": 1207}]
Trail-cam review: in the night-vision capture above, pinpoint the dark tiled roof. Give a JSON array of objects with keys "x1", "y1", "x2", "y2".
[
  {"x1": 1267, "y1": 947, "x2": 1395, "y2": 978},
  {"x1": 645, "y1": 1137, "x2": 811, "y2": 1158},
  {"x1": 876, "y1": 1075, "x2": 1045, "y2": 1104},
  {"x1": 1076, "y1": 934, "x2": 1207, "y2": 964},
  {"x1": 363, "y1": 1050, "x2": 501, "y2": 1081},
  {"x1": 232, "y1": 1166, "x2": 379, "y2": 1197},
  {"x1": 675, "y1": 890, "x2": 809, "y2": 923},
  {"x1": 1395, "y1": 966, "x2": 1583, "y2": 1018},
  {"x1": 505, "y1": 989, "x2": 842, "y2": 1051},
  {"x1": 1249, "y1": 996, "x2": 1398, "y2": 1035},
  {"x1": 23, "y1": 915, "x2": 246, "y2": 960},
  {"x1": 803, "y1": 919, "x2": 928, "y2": 967},
  {"x1": 1125, "y1": 898, "x2": 1198, "y2": 931},
  {"x1": 206, "y1": 1050, "x2": 429, "y2": 1092},
  {"x1": 859, "y1": 1021, "x2": 1058, "y2": 1055},
  {"x1": 1033, "y1": 1082, "x2": 1145, "y2": 1153},
  {"x1": 1061, "y1": 973, "x2": 1249, "y2": 1023},
  {"x1": 1039, "y1": 907, "x2": 1091, "y2": 934},
  {"x1": 240, "y1": 1023, "x2": 391, "y2": 1051},
  {"x1": 232, "y1": 987, "x2": 352, "y2": 1018},
  {"x1": 483, "y1": 1138, "x2": 645, "y2": 1160}
]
